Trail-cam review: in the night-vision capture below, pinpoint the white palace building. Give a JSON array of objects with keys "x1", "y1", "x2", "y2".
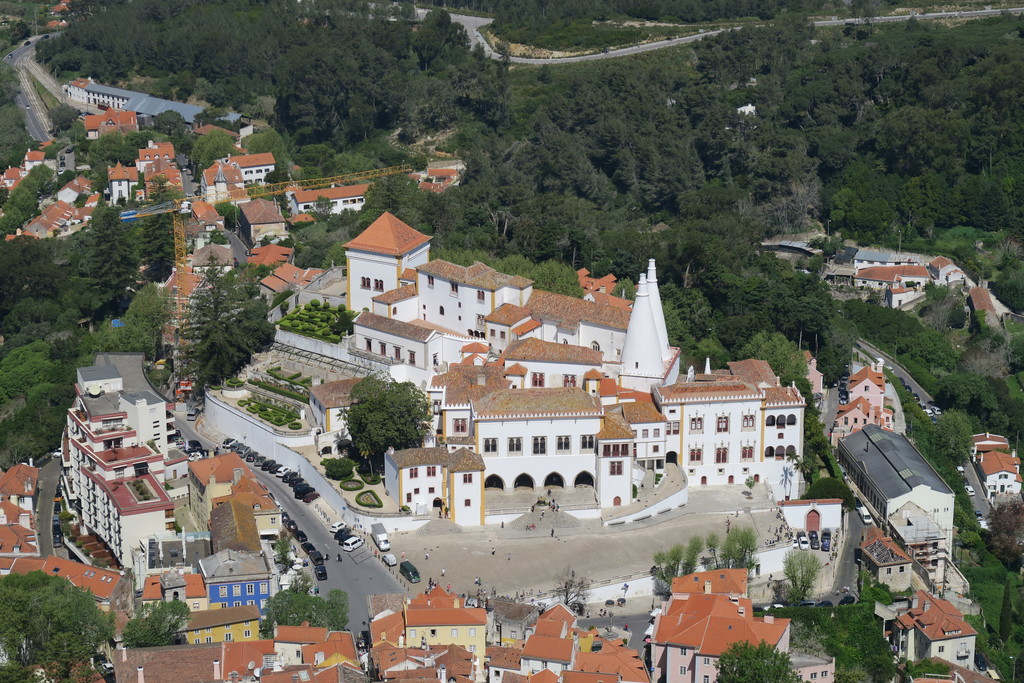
[{"x1": 297, "y1": 213, "x2": 806, "y2": 523}]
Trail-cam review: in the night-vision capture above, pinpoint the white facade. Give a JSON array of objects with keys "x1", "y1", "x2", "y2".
[
  {"x1": 347, "y1": 243, "x2": 430, "y2": 313},
  {"x1": 288, "y1": 186, "x2": 367, "y2": 215},
  {"x1": 109, "y1": 176, "x2": 137, "y2": 204}
]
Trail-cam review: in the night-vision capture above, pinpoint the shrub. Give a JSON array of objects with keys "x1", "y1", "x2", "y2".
[
  {"x1": 288, "y1": 422, "x2": 302, "y2": 430},
  {"x1": 361, "y1": 473, "x2": 381, "y2": 485},
  {"x1": 356, "y1": 490, "x2": 383, "y2": 508},
  {"x1": 400, "y1": 505, "x2": 410, "y2": 513},
  {"x1": 340, "y1": 479, "x2": 364, "y2": 491},
  {"x1": 248, "y1": 379, "x2": 308, "y2": 402},
  {"x1": 226, "y1": 377, "x2": 244, "y2": 388},
  {"x1": 323, "y1": 457, "x2": 357, "y2": 480},
  {"x1": 247, "y1": 404, "x2": 260, "y2": 413},
  {"x1": 209, "y1": 384, "x2": 222, "y2": 391},
  {"x1": 308, "y1": 299, "x2": 321, "y2": 308}
]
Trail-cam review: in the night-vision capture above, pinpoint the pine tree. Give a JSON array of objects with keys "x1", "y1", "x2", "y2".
[{"x1": 1000, "y1": 579, "x2": 1013, "y2": 642}]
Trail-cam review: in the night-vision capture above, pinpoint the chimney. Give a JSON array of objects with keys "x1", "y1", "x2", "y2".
[
  {"x1": 911, "y1": 595, "x2": 919, "y2": 609},
  {"x1": 763, "y1": 614, "x2": 774, "y2": 624},
  {"x1": 214, "y1": 659, "x2": 221, "y2": 679},
  {"x1": 439, "y1": 665, "x2": 446, "y2": 682},
  {"x1": 137, "y1": 666, "x2": 145, "y2": 683},
  {"x1": 737, "y1": 605, "x2": 745, "y2": 617},
  {"x1": 122, "y1": 648, "x2": 128, "y2": 662},
  {"x1": 923, "y1": 600, "x2": 931, "y2": 612}
]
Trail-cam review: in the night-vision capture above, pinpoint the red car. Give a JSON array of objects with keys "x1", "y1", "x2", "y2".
[{"x1": 302, "y1": 491, "x2": 320, "y2": 503}]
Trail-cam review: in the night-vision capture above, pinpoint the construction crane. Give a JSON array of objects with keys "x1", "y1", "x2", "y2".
[{"x1": 119, "y1": 164, "x2": 412, "y2": 397}]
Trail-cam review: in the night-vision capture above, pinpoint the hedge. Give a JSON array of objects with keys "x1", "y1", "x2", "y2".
[
  {"x1": 288, "y1": 422, "x2": 302, "y2": 430},
  {"x1": 361, "y1": 473, "x2": 381, "y2": 485},
  {"x1": 355, "y1": 490, "x2": 383, "y2": 508},
  {"x1": 340, "y1": 479, "x2": 364, "y2": 491},
  {"x1": 226, "y1": 377, "x2": 244, "y2": 388},
  {"x1": 249, "y1": 379, "x2": 308, "y2": 402}
]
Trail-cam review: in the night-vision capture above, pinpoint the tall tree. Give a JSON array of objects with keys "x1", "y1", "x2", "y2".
[
  {"x1": 716, "y1": 641, "x2": 802, "y2": 683},
  {"x1": 82, "y1": 205, "x2": 140, "y2": 315},
  {"x1": 121, "y1": 600, "x2": 190, "y2": 648},
  {"x1": 180, "y1": 268, "x2": 274, "y2": 389},
  {"x1": 782, "y1": 550, "x2": 821, "y2": 603},
  {"x1": 346, "y1": 373, "x2": 431, "y2": 459},
  {"x1": 931, "y1": 410, "x2": 973, "y2": 465},
  {"x1": 988, "y1": 501, "x2": 1024, "y2": 568},
  {"x1": 190, "y1": 129, "x2": 236, "y2": 173},
  {"x1": 720, "y1": 527, "x2": 758, "y2": 570},
  {"x1": 0, "y1": 571, "x2": 114, "y2": 681},
  {"x1": 552, "y1": 566, "x2": 591, "y2": 609},
  {"x1": 260, "y1": 584, "x2": 348, "y2": 638}
]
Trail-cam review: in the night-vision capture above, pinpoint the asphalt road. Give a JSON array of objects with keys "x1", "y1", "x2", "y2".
[
  {"x1": 854, "y1": 339, "x2": 933, "y2": 405},
  {"x1": 7, "y1": 38, "x2": 53, "y2": 142},
  {"x1": 34, "y1": 456, "x2": 61, "y2": 556},
  {"x1": 436, "y1": 6, "x2": 1024, "y2": 66}
]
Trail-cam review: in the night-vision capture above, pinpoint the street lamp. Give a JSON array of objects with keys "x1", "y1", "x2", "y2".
[{"x1": 1011, "y1": 655, "x2": 1016, "y2": 682}]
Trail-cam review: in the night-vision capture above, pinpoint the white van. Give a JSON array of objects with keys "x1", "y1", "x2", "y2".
[
  {"x1": 341, "y1": 536, "x2": 364, "y2": 552},
  {"x1": 371, "y1": 523, "x2": 390, "y2": 551},
  {"x1": 860, "y1": 508, "x2": 873, "y2": 525}
]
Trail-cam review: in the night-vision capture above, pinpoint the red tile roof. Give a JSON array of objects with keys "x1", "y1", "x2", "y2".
[
  {"x1": 8, "y1": 555, "x2": 124, "y2": 600},
  {"x1": 276, "y1": 622, "x2": 329, "y2": 643},
  {"x1": 0, "y1": 464, "x2": 39, "y2": 497},
  {"x1": 856, "y1": 265, "x2": 930, "y2": 282},
  {"x1": 527, "y1": 290, "x2": 630, "y2": 331},
  {"x1": 240, "y1": 198, "x2": 283, "y2": 225},
  {"x1": 227, "y1": 153, "x2": 276, "y2": 168},
  {"x1": 108, "y1": 162, "x2": 139, "y2": 181},
  {"x1": 248, "y1": 244, "x2": 294, "y2": 267},
  {"x1": 485, "y1": 303, "x2": 533, "y2": 326},
  {"x1": 969, "y1": 287, "x2": 998, "y2": 315},
  {"x1": 670, "y1": 569, "x2": 748, "y2": 596},
  {"x1": 141, "y1": 572, "x2": 207, "y2": 601},
  {"x1": 653, "y1": 594, "x2": 788, "y2": 655},
  {"x1": 977, "y1": 449, "x2": 1021, "y2": 481},
  {"x1": 502, "y1": 337, "x2": 602, "y2": 366},
  {"x1": 292, "y1": 184, "x2": 369, "y2": 204},
  {"x1": 521, "y1": 635, "x2": 575, "y2": 663},
  {"x1": 345, "y1": 212, "x2": 431, "y2": 257},
  {"x1": 894, "y1": 591, "x2": 976, "y2": 642}
]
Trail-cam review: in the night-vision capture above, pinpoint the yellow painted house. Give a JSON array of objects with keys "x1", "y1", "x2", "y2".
[
  {"x1": 185, "y1": 604, "x2": 261, "y2": 645},
  {"x1": 404, "y1": 586, "x2": 487, "y2": 658}
]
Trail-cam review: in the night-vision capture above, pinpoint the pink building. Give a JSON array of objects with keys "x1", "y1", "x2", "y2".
[
  {"x1": 804, "y1": 351, "x2": 823, "y2": 396},
  {"x1": 848, "y1": 360, "x2": 886, "y2": 412},
  {"x1": 831, "y1": 397, "x2": 893, "y2": 445}
]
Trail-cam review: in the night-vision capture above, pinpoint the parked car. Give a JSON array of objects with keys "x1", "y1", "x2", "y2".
[
  {"x1": 268, "y1": 464, "x2": 283, "y2": 474},
  {"x1": 821, "y1": 529, "x2": 832, "y2": 552},
  {"x1": 314, "y1": 565, "x2": 327, "y2": 581},
  {"x1": 799, "y1": 535, "x2": 810, "y2": 550},
  {"x1": 285, "y1": 519, "x2": 298, "y2": 531},
  {"x1": 245, "y1": 453, "x2": 258, "y2": 462},
  {"x1": 381, "y1": 553, "x2": 398, "y2": 567},
  {"x1": 186, "y1": 440, "x2": 203, "y2": 453},
  {"x1": 399, "y1": 560, "x2": 420, "y2": 582},
  {"x1": 253, "y1": 455, "x2": 266, "y2": 465},
  {"x1": 816, "y1": 600, "x2": 834, "y2": 607},
  {"x1": 260, "y1": 459, "x2": 277, "y2": 471},
  {"x1": 282, "y1": 472, "x2": 298, "y2": 484},
  {"x1": 275, "y1": 466, "x2": 292, "y2": 478},
  {"x1": 288, "y1": 478, "x2": 306, "y2": 489},
  {"x1": 808, "y1": 530, "x2": 819, "y2": 550},
  {"x1": 838, "y1": 595, "x2": 857, "y2": 606},
  {"x1": 292, "y1": 529, "x2": 308, "y2": 543},
  {"x1": 965, "y1": 485, "x2": 976, "y2": 496},
  {"x1": 302, "y1": 491, "x2": 320, "y2": 503},
  {"x1": 341, "y1": 536, "x2": 364, "y2": 552},
  {"x1": 300, "y1": 542, "x2": 316, "y2": 554},
  {"x1": 329, "y1": 522, "x2": 346, "y2": 534},
  {"x1": 308, "y1": 550, "x2": 324, "y2": 566},
  {"x1": 798, "y1": 600, "x2": 816, "y2": 607}
]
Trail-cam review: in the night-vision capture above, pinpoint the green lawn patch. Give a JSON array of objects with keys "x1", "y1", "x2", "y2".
[
  {"x1": 248, "y1": 379, "x2": 308, "y2": 402},
  {"x1": 242, "y1": 397, "x2": 300, "y2": 427},
  {"x1": 278, "y1": 302, "x2": 355, "y2": 343}
]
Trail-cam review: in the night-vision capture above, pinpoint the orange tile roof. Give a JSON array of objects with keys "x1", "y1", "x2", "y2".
[
  {"x1": 288, "y1": 213, "x2": 316, "y2": 225},
  {"x1": 345, "y1": 211, "x2": 430, "y2": 257},
  {"x1": 970, "y1": 288, "x2": 999, "y2": 314},
  {"x1": 521, "y1": 634, "x2": 574, "y2": 663},
  {"x1": 485, "y1": 303, "x2": 532, "y2": 326},
  {"x1": 85, "y1": 110, "x2": 137, "y2": 132},
  {"x1": 526, "y1": 290, "x2": 630, "y2": 332},
  {"x1": 727, "y1": 359, "x2": 777, "y2": 386},
  {"x1": 977, "y1": 449, "x2": 1021, "y2": 480},
  {"x1": 227, "y1": 152, "x2": 275, "y2": 168},
  {"x1": 371, "y1": 611, "x2": 406, "y2": 645},
  {"x1": 972, "y1": 433, "x2": 1009, "y2": 452},
  {"x1": 108, "y1": 162, "x2": 139, "y2": 181},
  {"x1": 473, "y1": 388, "x2": 602, "y2": 418},
  {"x1": 618, "y1": 401, "x2": 665, "y2": 425},
  {"x1": 586, "y1": 291, "x2": 633, "y2": 311},
  {"x1": 860, "y1": 526, "x2": 912, "y2": 565},
  {"x1": 276, "y1": 622, "x2": 330, "y2": 643},
  {"x1": 240, "y1": 198, "x2": 283, "y2": 225},
  {"x1": 533, "y1": 620, "x2": 567, "y2": 637},
  {"x1": 302, "y1": 630, "x2": 359, "y2": 666},
  {"x1": 462, "y1": 341, "x2": 489, "y2": 353},
  {"x1": 573, "y1": 638, "x2": 648, "y2": 683},
  {"x1": 140, "y1": 572, "x2": 207, "y2": 601},
  {"x1": 583, "y1": 369, "x2": 604, "y2": 380},
  {"x1": 248, "y1": 244, "x2": 293, "y2": 266},
  {"x1": 222, "y1": 640, "x2": 277, "y2": 677},
  {"x1": 374, "y1": 284, "x2": 418, "y2": 304},
  {"x1": 670, "y1": 569, "x2": 748, "y2": 596},
  {"x1": 894, "y1": 591, "x2": 976, "y2": 642},
  {"x1": 405, "y1": 607, "x2": 487, "y2": 627},
  {"x1": 502, "y1": 338, "x2": 602, "y2": 366},
  {"x1": 653, "y1": 594, "x2": 788, "y2": 655},
  {"x1": 512, "y1": 319, "x2": 542, "y2": 336},
  {"x1": 849, "y1": 365, "x2": 885, "y2": 391},
  {"x1": 194, "y1": 124, "x2": 240, "y2": 138},
  {"x1": 503, "y1": 363, "x2": 528, "y2": 376},
  {"x1": 531, "y1": 670, "x2": 559, "y2": 683},
  {"x1": 0, "y1": 463, "x2": 38, "y2": 497},
  {"x1": 538, "y1": 603, "x2": 577, "y2": 627},
  {"x1": 597, "y1": 408, "x2": 634, "y2": 440},
  {"x1": 0, "y1": 524, "x2": 37, "y2": 555},
  {"x1": 418, "y1": 260, "x2": 532, "y2": 291},
  {"x1": 487, "y1": 646, "x2": 523, "y2": 670},
  {"x1": 188, "y1": 452, "x2": 251, "y2": 484},
  {"x1": 292, "y1": 184, "x2": 369, "y2": 204},
  {"x1": 8, "y1": 555, "x2": 124, "y2": 600},
  {"x1": 856, "y1": 265, "x2": 930, "y2": 282}
]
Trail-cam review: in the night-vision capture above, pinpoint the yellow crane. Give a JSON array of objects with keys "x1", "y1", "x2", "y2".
[{"x1": 119, "y1": 164, "x2": 412, "y2": 396}]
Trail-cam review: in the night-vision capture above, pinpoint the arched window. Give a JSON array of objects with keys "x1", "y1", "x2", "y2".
[
  {"x1": 787, "y1": 414, "x2": 797, "y2": 425},
  {"x1": 765, "y1": 447, "x2": 774, "y2": 459},
  {"x1": 765, "y1": 415, "x2": 776, "y2": 426},
  {"x1": 591, "y1": 342, "x2": 600, "y2": 351},
  {"x1": 439, "y1": 306, "x2": 445, "y2": 316},
  {"x1": 689, "y1": 449, "x2": 702, "y2": 463}
]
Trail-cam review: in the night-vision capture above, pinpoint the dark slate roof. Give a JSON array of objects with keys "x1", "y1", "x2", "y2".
[{"x1": 839, "y1": 425, "x2": 953, "y2": 499}]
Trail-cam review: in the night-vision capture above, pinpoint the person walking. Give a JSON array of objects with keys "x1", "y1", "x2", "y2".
[{"x1": 550, "y1": 528, "x2": 555, "y2": 538}]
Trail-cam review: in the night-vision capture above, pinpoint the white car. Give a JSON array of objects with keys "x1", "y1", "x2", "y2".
[
  {"x1": 956, "y1": 465, "x2": 965, "y2": 475},
  {"x1": 799, "y1": 536, "x2": 810, "y2": 551},
  {"x1": 275, "y1": 466, "x2": 292, "y2": 478},
  {"x1": 965, "y1": 485, "x2": 976, "y2": 496},
  {"x1": 329, "y1": 522, "x2": 346, "y2": 533},
  {"x1": 381, "y1": 553, "x2": 397, "y2": 567}
]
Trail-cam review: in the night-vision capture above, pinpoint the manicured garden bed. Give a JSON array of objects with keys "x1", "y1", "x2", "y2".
[
  {"x1": 340, "y1": 479, "x2": 364, "y2": 491},
  {"x1": 355, "y1": 490, "x2": 382, "y2": 508},
  {"x1": 238, "y1": 398, "x2": 300, "y2": 427},
  {"x1": 277, "y1": 301, "x2": 355, "y2": 343}
]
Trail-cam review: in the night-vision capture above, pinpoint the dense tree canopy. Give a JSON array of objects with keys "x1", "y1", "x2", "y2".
[
  {"x1": 260, "y1": 583, "x2": 349, "y2": 638},
  {"x1": 121, "y1": 600, "x2": 191, "y2": 648},
  {"x1": 346, "y1": 374, "x2": 432, "y2": 459}
]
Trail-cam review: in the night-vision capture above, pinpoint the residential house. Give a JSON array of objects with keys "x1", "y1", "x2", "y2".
[
  {"x1": 410, "y1": 167, "x2": 461, "y2": 193},
  {"x1": 198, "y1": 548, "x2": 276, "y2": 614},
  {"x1": 209, "y1": 498, "x2": 262, "y2": 554},
  {"x1": 188, "y1": 453, "x2": 270, "y2": 530},
  {"x1": 854, "y1": 265, "x2": 930, "y2": 289},
  {"x1": 194, "y1": 124, "x2": 240, "y2": 139},
  {"x1": 831, "y1": 397, "x2": 893, "y2": 445},
  {"x1": 885, "y1": 284, "x2": 927, "y2": 310},
  {"x1": 57, "y1": 175, "x2": 93, "y2": 204},
  {"x1": 790, "y1": 654, "x2": 836, "y2": 683},
  {"x1": 259, "y1": 263, "x2": 325, "y2": 298},
  {"x1": 112, "y1": 639, "x2": 290, "y2": 683},
  {"x1": 190, "y1": 244, "x2": 235, "y2": 273},
  {"x1": 145, "y1": 159, "x2": 184, "y2": 196},
  {"x1": 2, "y1": 166, "x2": 27, "y2": 189},
  {"x1": 888, "y1": 501, "x2": 951, "y2": 592},
  {"x1": 225, "y1": 153, "x2": 275, "y2": 184},
  {"x1": 274, "y1": 622, "x2": 329, "y2": 665},
  {"x1": 201, "y1": 161, "x2": 247, "y2": 203},
  {"x1": 927, "y1": 257, "x2": 967, "y2": 286},
  {"x1": 971, "y1": 433, "x2": 1022, "y2": 501},
  {"x1": 84, "y1": 110, "x2": 138, "y2": 139},
  {"x1": 289, "y1": 184, "x2": 368, "y2": 215},
  {"x1": 369, "y1": 586, "x2": 488, "y2": 661},
  {"x1": 383, "y1": 446, "x2": 485, "y2": 525},
  {"x1": 848, "y1": 360, "x2": 886, "y2": 412},
  {"x1": 141, "y1": 570, "x2": 209, "y2": 611},
  {"x1": 885, "y1": 591, "x2": 976, "y2": 668},
  {"x1": 0, "y1": 463, "x2": 40, "y2": 561},
  {"x1": 804, "y1": 351, "x2": 824, "y2": 396},
  {"x1": 669, "y1": 569, "x2": 748, "y2": 599},
  {"x1": 249, "y1": 244, "x2": 293, "y2": 267},
  {"x1": 240, "y1": 198, "x2": 286, "y2": 245},
  {"x1": 23, "y1": 200, "x2": 78, "y2": 238},
  {"x1": 134, "y1": 533, "x2": 213, "y2": 592},
  {"x1": 108, "y1": 163, "x2": 140, "y2": 203},
  {"x1": 4, "y1": 555, "x2": 134, "y2": 614},
  {"x1": 487, "y1": 599, "x2": 540, "y2": 646},
  {"x1": 853, "y1": 249, "x2": 918, "y2": 269},
  {"x1": 967, "y1": 287, "x2": 1001, "y2": 324},
  {"x1": 22, "y1": 149, "x2": 45, "y2": 171},
  {"x1": 860, "y1": 526, "x2": 912, "y2": 592},
  {"x1": 184, "y1": 604, "x2": 262, "y2": 645},
  {"x1": 837, "y1": 425, "x2": 955, "y2": 546},
  {"x1": 62, "y1": 355, "x2": 177, "y2": 567},
  {"x1": 138, "y1": 141, "x2": 176, "y2": 173}
]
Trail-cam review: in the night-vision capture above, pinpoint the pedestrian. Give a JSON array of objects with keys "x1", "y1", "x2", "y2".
[
  {"x1": 491, "y1": 547, "x2": 495, "y2": 555},
  {"x1": 441, "y1": 568, "x2": 446, "y2": 577},
  {"x1": 550, "y1": 528, "x2": 555, "y2": 538},
  {"x1": 547, "y1": 489, "x2": 551, "y2": 497},
  {"x1": 501, "y1": 521, "x2": 505, "y2": 529},
  {"x1": 401, "y1": 552, "x2": 406, "y2": 560},
  {"x1": 425, "y1": 552, "x2": 430, "y2": 560},
  {"x1": 540, "y1": 511, "x2": 545, "y2": 520}
]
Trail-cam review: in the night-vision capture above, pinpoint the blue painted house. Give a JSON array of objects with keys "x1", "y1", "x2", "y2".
[{"x1": 198, "y1": 548, "x2": 276, "y2": 614}]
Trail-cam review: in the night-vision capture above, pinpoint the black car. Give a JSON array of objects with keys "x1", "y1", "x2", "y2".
[
  {"x1": 808, "y1": 530, "x2": 819, "y2": 550},
  {"x1": 314, "y1": 565, "x2": 327, "y2": 581},
  {"x1": 285, "y1": 519, "x2": 298, "y2": 531},
  {"x1": 253, "y1": 454, "x2": 266, "y2": 465},
  {"x1": 333, "y1": 529, "x2": 349, "y2": 541},
  {"x1": 267, "y1": 464, "x2": 283, "y2": 474},
  {"x1": 293, "y1": 529, "x2": 308, "y2": 543},
  {"x1": 282, "y1": 472, "x2": 298, "y2": 484},
  {"x1": 186, "y1": 440, "x2": 203, "y2": 453},
  {"x1": 975, "y1": 652, "x2": 988, "y2": 672},
  {"x1": 281, "y1": 511, "x2": 290, "y2": 522},
  {"x1": 293, "y1": 485, "x2": 313, "y2": 499},
  {"x1": 300, "y1": 541, "x2": 316, "y2": 554},
  {"x1": 308, "y1": 550, "x2": 324, "y2": 566},
  {"x1": 288, "y1": 478, "x2": 306, "y2": 489},
  {"x1": 821, "y1": 530, "x2": 832, "y2": 552},
  {"x1": 838, "y1": 595, "x2": 857, "y2": 606},
  {"x1": 816, "y1": 600, "x2": 834, "y2": 608},
  {"x1": 798, "y1": 600, "x2": 816, "y2": 607},
  {"x1": 245, "y1": 453, "x2": 257, "y2": 462},
  {"x1": 260, "y1": 459, "x2": 277, "y2": 471}
]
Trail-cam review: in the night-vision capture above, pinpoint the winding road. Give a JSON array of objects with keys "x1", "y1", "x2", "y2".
[{"x1": 436, "y1": 5, "x2": 1024, "y2": 65}]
